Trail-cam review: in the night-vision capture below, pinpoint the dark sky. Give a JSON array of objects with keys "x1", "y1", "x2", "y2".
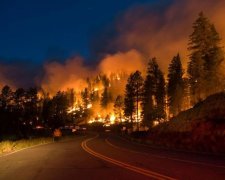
[{"x1": 0, "y1": 0, "x2": 156, "y2": 63}]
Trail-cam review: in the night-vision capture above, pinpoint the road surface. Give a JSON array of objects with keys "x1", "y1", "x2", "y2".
[{"x1": 0, "y1": 133, "x2": 224, "y2": 180}]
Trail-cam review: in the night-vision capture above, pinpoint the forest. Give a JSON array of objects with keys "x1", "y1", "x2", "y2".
[{"x1": 0, "y1": 12, "x2": 224, "y2": 147}]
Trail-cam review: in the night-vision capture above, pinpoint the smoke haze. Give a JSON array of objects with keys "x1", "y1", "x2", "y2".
[{"x1": 1, "y1": 0, "x2": 225, "y2": 92}]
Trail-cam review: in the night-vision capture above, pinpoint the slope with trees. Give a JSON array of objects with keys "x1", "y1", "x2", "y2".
[{"x1": 188, "y1": 12, "x2": 224, "y2": 105}]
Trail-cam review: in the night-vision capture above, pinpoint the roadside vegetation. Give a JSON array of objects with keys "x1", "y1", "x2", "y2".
[
  {"x1": 0, "y1": 137, "x2": 53, "y2": 155},
  {"x1": 0, "y1": 131, "x2": 84, "y2": 156}
]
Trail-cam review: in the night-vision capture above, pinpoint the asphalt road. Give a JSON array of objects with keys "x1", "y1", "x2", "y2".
[{"x1": 0, "y1": 133, "x2": 225, "y2": 180}]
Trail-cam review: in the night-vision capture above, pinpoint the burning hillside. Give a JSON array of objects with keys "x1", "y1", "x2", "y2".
[{"x1": 40, "y1": 50, "x2": 147, "y2": 125}]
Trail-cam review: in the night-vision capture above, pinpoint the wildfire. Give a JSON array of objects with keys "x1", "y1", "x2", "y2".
[
  {"x1": 87, "y1": 103, "x2": 92, "y2": 109},
  {"x1": 110, "y1": 114, "x2": 116, "y2": 124},
  {"x1": 88, "y1": 116, "x2": 104, "y2": 124},
  {"x1": 63, "y1": 72, "x2": 145, "y2": 127},
  {"x1": 87, "y1": 113, "x2": 117, "y2": 125},
  {"x1": 88, "y1": 119, "x2": 94, "y2": 124},
  {"x1": 67, "y1": 106, "x2": 80, "y2": 113}
]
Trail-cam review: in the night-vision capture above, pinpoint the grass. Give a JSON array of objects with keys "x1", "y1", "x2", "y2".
[
  {"x1": 0, "y1": 134, "x2": 85, "y2": 156},
  {"x1": 0, "y1": 137, "x2": 53, "y2": 155}
]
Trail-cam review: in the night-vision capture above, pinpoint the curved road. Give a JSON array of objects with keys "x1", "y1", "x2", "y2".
[{"x1": 0, "y1": 133, "x2": 224, "y2": 180}]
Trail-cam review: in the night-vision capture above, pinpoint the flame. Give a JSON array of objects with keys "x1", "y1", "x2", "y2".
[
  {"x1": 67, "y1": 106, "x2": 80, "y2": 113},
  {"x1": 110, "y1": 114, "x2": 116, "y2": 124},
  {"x1": 87, "y1": 103, "x2": 92, "y2": 109}
]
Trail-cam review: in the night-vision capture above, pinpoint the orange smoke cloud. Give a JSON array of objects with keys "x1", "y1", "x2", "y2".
[
  {"x1": 41, "y1": 0, "x2": 225, "y2": 94},
  {"x1": 99, "y1": 49, "x2": 146, "y2": 75},
  {"x1": 42, "y1": 50, "x2": 146, "y2": 94},
  {"x1": 41, "y1": 56, "x2": 94, "y2": 95},
  {"x1": 113, "y1": 0, "x2": 225, "y2": 72}
]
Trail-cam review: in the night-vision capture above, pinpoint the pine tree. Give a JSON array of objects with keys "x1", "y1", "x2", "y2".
[
  {"x1": 66, "y1": 88, "x2": 75, "y2": 107},
  {"x1": 0, "y1": 85, "x2": 13, "y2": 110},
  {"x1": 188, "y1": 12, "x2": 224, "y2": 104},
  {"x1": 81, "y1": 88, "x2": 89, "y2": 109},
  {"x1": 167, "y1": 54, "x2": 184, "y2": 116},
  {"x1": 142, "y1": 58, "x2": 166, "y2": 126},
  {"x1": 51, "y1": 91, "x2": 70, "y2": 128},
  {"x1": 124, "y1": 76, "x2": 135, "y2": 124},
  {"x1": 155, "y1": 70, "x2": 166, "y2": 120},
  {"x1": 124, "y1": 71, "x2": 143, "y2": 128},
  {"x1": 100, "y1": 87, "x2": 112, "y2": 108},
  {"x1": 14, "y1": 88, "x2": 25, "y2": 112},
  {"x1": 101, "y1": 74, "x2": 110, "y2": 88},
  {"x1": 113, "y1": 95, "x2": 124, "y2": 123},
  {"x1": 142, "y1": 60, "x2": 155, "y2": 126},
  {"x1": 24, "y1": 88, "x2": 39, "y2": 125},
  {"x1": 132, "y1": 71, "x2": 144, "y2": 129},
  {"x1": 81, "y1": 88, "x2": 93, "y2": 123}
]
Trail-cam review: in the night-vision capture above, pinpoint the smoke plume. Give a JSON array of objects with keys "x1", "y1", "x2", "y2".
[
  {"x1": 41, "y1": 0, "x2": 225, "y2": 94},
  {"x1": 41, "y1": 56, "x2": 93, "y2": 95},
  {"x1": 94, "y1": 0, "x2": 225, "y2": 72},
  {"x1": 1, "y1": 0, "x2": 225, "y2": 92}
]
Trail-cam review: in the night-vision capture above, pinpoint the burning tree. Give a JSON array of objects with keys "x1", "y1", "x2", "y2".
[{"x1": 100, "y1": 87, "x2": 112, "y2": 108}]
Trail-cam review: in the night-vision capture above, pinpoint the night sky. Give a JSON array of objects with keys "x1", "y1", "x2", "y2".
[
  {"x1": 0, "y1": 0, "x2": 157, "y2": 63},
  {"x1": 1, "y1": 0, "x2": 222, "y2": 89}
]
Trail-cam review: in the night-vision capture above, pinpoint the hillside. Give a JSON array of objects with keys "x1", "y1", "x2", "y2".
[{"x1": 149, "y1": 92, "x2": 225, "y2": 153}]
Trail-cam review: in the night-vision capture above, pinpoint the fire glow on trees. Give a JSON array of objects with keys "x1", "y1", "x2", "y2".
[
  {"x1": 63, "y1": 71, "x2": 148, "y2": 127},
  {"x1": 39, "y1": 50, "x2": 147, "y2": 127},
  {"x1": 65, "y1": 73, "x2": 131, "y2": 126},
  {"x1": 35, "y1": 0, "x2": 225, "y2": 128}
]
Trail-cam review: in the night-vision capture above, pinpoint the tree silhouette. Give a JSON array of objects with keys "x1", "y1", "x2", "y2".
[
  {"x1": 188, "y1": 12, "x2": 224, "y2": 104},
  {"x1": 124, "y1": 71, "x2": 143, "y2": 128},
  {"x1": 81, "y1": 88, "x2": 89, "y2": 109},
  {"x1": 0, "y1": 85, "x2": 13, "y2": 111},
  {"x1": 114, "y1": 95, "x2": 124, "y2": 123},
  {"x1": 167, "y1": 54, "x2": 185, "y2": 116},
  {"x1": 100, "y1": 87, "x2": 112, "y2": 108},
  {"x1": 142, "y1": 58, "x2": 166, "y2": 127}
]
